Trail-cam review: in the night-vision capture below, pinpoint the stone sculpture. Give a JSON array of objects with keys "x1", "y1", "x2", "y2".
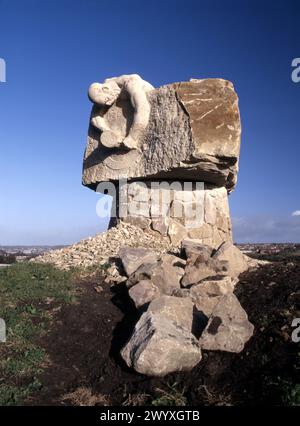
[{"x1": 88, "y1": 74, "x2": 154, "y2": 150}]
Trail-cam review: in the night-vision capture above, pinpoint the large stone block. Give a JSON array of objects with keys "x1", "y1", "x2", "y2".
[
  {"x1": 119, "y1": 246, "x2": 158, "y2": 276},
  {"x1": 148, "y1": 295, "x2": 194, "y2": 332},
  {"x1": 111, "y1": 181, "x2": 232, "y2": 248},
  {"x1": 212, "y1": 241, "x2": 249, "y2": 278},
  {"x1": 199, "y1": 294, "x2": 254, "y2": 353},
  {"x1": 83, "y1": 77, "x2": 241, "y2": 192},
  {"x1": 121, "y1": 311, "x2": 202, "y2": 376}
]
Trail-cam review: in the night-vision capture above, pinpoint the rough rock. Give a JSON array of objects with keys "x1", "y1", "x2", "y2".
[
  {"x1": 128, "y1": 280, "x2": 160, "y2": 308},
  {"x1": 121, "y1": 311, "x2": 202, "y2": 376},
  {"x1": 191, "y1": 276, "x2": 237, "y2": 297},
  {"x1": 148, "y1": 295, "x2": 194, "y2": 332},
  {"x1": 181, "y1": 255, "x2": 228, "y2": 287},
  {"x1": 160, "y1": 253, "x2": 186, "y2": 276},
  {"x1": 189, "y1": 277, "x2": 237, "y2": 317},
  {"x1": 182, "y1": 239, "x2": 213, "y2": 259},
  {"x1": 171, "y1": 288, "x2": 191, "y2": 298},
  {"x1": 212, "y1": 241, "x2": 249, "y2": 277},
  {"x1": 168, "y1": 220, "x2": 188, "y2": 246},
  {"x1": 192, "y1": 295, "x2": 223, "y2": 318},
  {"x1": 199, "y1": 293, "x2": 254, "y2": 352},
  {"x1": 83, "y1": 78, "x2": 241, "y2": 192},
  {"x1": 127, "y1": 255, "x2": 184, "y2": 295},
  {"x1": 119, "y1": 246, "x2": 158, "y2": 276},
  {"x1": 171, "y1": 275, "x2": 237, "y2": 317},
  {"x1": 160, "y1": 253, "x2": 186, "y2": 266}
]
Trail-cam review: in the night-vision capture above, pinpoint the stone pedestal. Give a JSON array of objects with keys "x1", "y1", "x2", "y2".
[{"x1": 109, "y1": 181, "x2": 232, "y2": 249}]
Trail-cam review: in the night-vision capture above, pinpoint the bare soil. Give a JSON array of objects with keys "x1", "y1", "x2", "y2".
[{"x1": 27, "y1": 260, "x2": 300, "y2": 406}]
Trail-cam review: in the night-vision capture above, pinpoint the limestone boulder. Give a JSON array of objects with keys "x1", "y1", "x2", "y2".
[
  {"x1": 121, "y1": 311, "x2": 202, "y2": 376},
  {"x1": 127, "y1": 255, "x2": 184, "y2": 295},
  {"x1": 160, "y1": 253, "x2": 186, "y2": 276},
  {"x1": 199, "y1": 293, "x2": 254, "y2": 353},
  {"x1": 182, "y1": 239, "x2": 213, "y2": 259},
  {"x1": 128, "y1": 280, "x2": 160, "y2": 308},
  {"x1": 191, "y1": 276, "x2": 237, "y2": 297},
  {"x1": 212, "y1": 241, "x2": 249, "y2": 278},
  {"x1": 181, "y1": 255, "x2": 228, "y2": 287},
  {"x1": 170, "y1": 276, "x2": 237, "y2": 317},
  {"x1": 192, "y1": 295, "x2": 222, "y2": 318},
  {"x1": 119, "y1": 246, "x2": 158, "y2": 276},
  {"x1": 189, "y1": 277, "x2": 237, "y2": 317},
  {"x1": 148, "y1": 295, "x2": 194, "y2": 332}
]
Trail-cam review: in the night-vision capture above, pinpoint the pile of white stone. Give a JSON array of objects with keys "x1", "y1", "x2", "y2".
[
  {"x1": 119, "y1": 240, "x2": 255, "y2": 376},
  {"x1": 32, "y1": 222, "x2": 177, "y2": 270}
]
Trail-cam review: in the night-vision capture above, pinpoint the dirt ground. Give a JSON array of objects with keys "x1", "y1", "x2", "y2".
[{"x1": 26, "y1": 259, "x2": 300, "y2": 406}]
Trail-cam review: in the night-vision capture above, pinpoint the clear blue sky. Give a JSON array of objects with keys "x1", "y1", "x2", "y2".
[{"x1": 0, "y1": 0, "x2": 299, "y2": 245}]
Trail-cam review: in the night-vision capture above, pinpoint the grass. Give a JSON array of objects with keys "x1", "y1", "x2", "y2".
[
  {"x1": 151, "y1": 382, "x2": 187, "y2": 406},
  {"x1": 282, "y1": 383, "x2": 300, "y2": 406},
  {"x1": 0, "y1": 262, "x2": 76, "y2": 406}
]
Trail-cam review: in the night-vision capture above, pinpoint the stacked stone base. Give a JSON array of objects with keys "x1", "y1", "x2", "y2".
[{"x1": 109, "y1": 181, "x2": 232, "y2": 249}]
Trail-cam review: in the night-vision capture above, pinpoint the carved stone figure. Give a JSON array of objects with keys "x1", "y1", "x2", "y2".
[{"x1": 88, "y1": 74, "x2": 154, "y2": 150}]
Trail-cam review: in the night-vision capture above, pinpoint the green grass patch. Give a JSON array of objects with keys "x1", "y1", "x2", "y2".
[
  {"x1": 151, "y1": 382, "x2": 187, "y2": 406},
  {"x1": 281, "y1": 380, "x2": 300, "y2": 406},
  {"x1": 0, "y1": 262, "x2": 76, "y2": 405}
]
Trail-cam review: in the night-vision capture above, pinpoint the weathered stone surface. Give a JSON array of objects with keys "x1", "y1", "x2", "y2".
[
  {"x1": 148, "y1": 295, "x2": 194, "y2": 332},
  {"x1": 121, "y1": 311, "x2": 202, "y2": 376},
  {"x1": 191, "y1": 277, "x2": 237, "y2": 297},
  {"x1": 192, "y1": 295, "x2": 222, "y2": 318},
  {"x1": 212, "y1": 241, "x2": 248, "y2": 277},
  {"x1": 165, "y1": 276, "x2": 237, "y2": 321},
  {"x1": 205, "y1": 187, "x2": 230, "y2": 225},
  {"x1": 83, "y1": 77, "x2": 241, "y2": 192},
  {"x1": 121, "y1": 215, "x2": 151, "y2": 229},
  {"x1": 187, "y1": 223, "x2": 212, "y2": 240},
  {"x1": 127, "y1": 256, "x2": 184, "y2": 295},
  {"x1": 119, "y1": 246, "x2": 158, "y2": 276},
  {"x1": 181, "y1": 255, "x2": 228, "y2": 287},
  {"x1": 160, "y1": 253, "x2": 186, "y2": 272},
  {"x1": 189, "y1": 277, "x2": 237, "y2": 316},
  {"x1": 199, "y1": 293, "x2": 254, "y2": 353},
  {"x1": 182, "y1": 239, "x2": 213, "y2": 258},
  {"x1": 168, "y1": 220, "x2": 188, "y2": 246},
  {"x1": 170, "y1": 277, "x2": 236, "y2": 318},
  {"x1": 171, "y1": 288, "x2": 191, "y2": 298},
  {"x1": 151, "y1": 216, "x2": 169, "y2": 236},
  {"x1": 114, "y1": 181, "x2": 232, "y2": 248},
  {"x1": 126, "y1": 262, "x2": 157, "y2": 288},
  {"x1": 128, "y1": 280, "x2": 160, "y2": 308}
]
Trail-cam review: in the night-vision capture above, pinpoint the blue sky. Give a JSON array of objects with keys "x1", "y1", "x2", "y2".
[{"x1": 0, "y1": 0, "x2": 299, "y2": 245}]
